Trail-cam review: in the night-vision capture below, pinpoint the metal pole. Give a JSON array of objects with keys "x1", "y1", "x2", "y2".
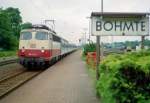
[
  {"x1": 96, "y1": 0, "x2": 103, "y2": 80},
  {"x1": 101, "y1": 0, "x2": 103, "y2": 13},
  {"x1": 141, "y1": 36, "x2": 145, "y2": 49},
  {"x1": 85, "y1": 31, "x2": 86, "y2": 44},
  {"x1": 96, "y1": 36, "x2": 100, "y2": 80},
  {"x1": 100, "y1": 0, "x2": 103, "y2": 60},
  {"x1": 83, "y1": 28, "x2": 87, "y2": 45},
  {"x1": 89, "y1": 18, "x2": 91, "y2": 43},
  {"x1": 86, "y1": 17, "x2": 91, "y2": 43}
]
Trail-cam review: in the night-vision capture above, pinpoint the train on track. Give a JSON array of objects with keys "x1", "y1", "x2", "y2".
[{"x1": 18, "y1": 24, "x2": 77, "y2": 68}]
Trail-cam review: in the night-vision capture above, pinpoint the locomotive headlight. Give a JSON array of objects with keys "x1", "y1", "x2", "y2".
[
  {"x1": 21, "y1": 47, "x2": 25, "y2": 52},
  {"x1": 41, "y1": 49, "x2": 45, "y2": 53},
  {"x1": 41, "y1": 47, "x2": 45, "y2": 53}
]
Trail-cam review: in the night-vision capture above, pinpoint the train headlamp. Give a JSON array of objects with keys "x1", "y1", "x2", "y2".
[
  {"x1": 21, "y1": 47, "x2": 25, "y2": 52},
  {"x1": 41, "y1": 49, "x2": 45, "y2": 53},
  {"x1": 41, "y1": 47, "x2": 45, "y2": 53}
]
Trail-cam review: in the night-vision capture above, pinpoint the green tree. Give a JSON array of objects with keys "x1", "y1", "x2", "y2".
[
  {"x1": 144, "y1": 39, "x2": 150, "y2": 47},
  {"x1": 21, "y1": 22, "x2": 32, "y2": 29},
  {"x1": 4, "y1": 7, "x2": 22, "y2": 39},
  {"x1": 0, "y1": 9, "x2": 17, "y2": 50}
]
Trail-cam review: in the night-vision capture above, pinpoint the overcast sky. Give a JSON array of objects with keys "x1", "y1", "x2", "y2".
[{"x1": 0, "y1": 0, "x2": 150, "y2": 44}]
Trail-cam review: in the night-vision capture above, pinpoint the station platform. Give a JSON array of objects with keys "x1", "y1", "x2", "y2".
[{"x1": 0, "y1": 50, "x2": 99, "y2": 103}]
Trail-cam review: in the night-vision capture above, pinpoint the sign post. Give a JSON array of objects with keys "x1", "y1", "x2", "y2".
[
  {"x1": 95, "y1": 0, "x2": 104, "y2": 80},
  {"x1": 141, "y1": 36, "x2": 145, "y2": 49},
  {"x1": 91, "y1": 12, "x2": 149, "y2": 80},
  {"x1": 96, "y1": 36, "x2": 100, "y2": 80}
]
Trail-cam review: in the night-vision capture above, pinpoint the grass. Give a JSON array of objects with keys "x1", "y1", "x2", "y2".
[{"x1": 0, "y1": 51, "x2": 17, "y2": 57}]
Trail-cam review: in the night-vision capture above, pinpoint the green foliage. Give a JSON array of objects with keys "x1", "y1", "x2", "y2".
[
  {"x1": 0, "y1": 51, "x2": 16, "y2": 57},
  {"x1": 0, "y1": 7, "x2": 22, "y2": 50},
  {"x1": 83, "y1": 43, "x2": 96, "y2": 55},
  {"x1": 96, "y1": 50, "x2": 150, "y2": 103},
  {"x1": 21, "y1": 22, "x2": 32, "y2": 30},
  {"x1": 0, "y1": 9, "x2": 18, "y2": 50},
  {"x1": 4, "y1": 7, "x2": 22, "y2": 38},
  {"x1": 143, "y1": 39, "x2": 150, "y2": 47}
]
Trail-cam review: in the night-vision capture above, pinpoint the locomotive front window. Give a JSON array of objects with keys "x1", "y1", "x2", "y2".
[
  {"x1": 36, "y1": 32, "x2": 48, "y2": 40},
  {"x1": 21, "y1": 32, "x2": 32, "y2": 40}
]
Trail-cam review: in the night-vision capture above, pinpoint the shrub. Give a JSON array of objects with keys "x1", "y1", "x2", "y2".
[
  {"x1": 82, "y1": 43, "x2": 96, "y2": 56},
  {"x1": 96, "y1": 50, "x2": 150, "y2": 103}
]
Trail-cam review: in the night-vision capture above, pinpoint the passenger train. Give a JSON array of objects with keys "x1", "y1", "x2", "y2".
[{"x1": 18, "y1": 24, "x2": 76, "y2": 68}]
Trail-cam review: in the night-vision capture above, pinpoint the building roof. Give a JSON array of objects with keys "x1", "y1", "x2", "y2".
[{"x1": 91, "y1": 12, "x2": 150, "y2": 17}]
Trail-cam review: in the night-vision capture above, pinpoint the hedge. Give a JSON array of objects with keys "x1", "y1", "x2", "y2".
[{"x1": 96, "y1": 50, "x2": 150, "y2": 103}]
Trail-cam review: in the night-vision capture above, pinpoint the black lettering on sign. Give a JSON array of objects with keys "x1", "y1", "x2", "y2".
[
  {"x1": 141, "y1": 21, "x2": 146, "y2": 31},
  {"x1": 96, "y1": 21, "x2": 102, "y2": 31},
  {"x1": 134, "y1": 21, "x2": 139, "y2": 31},
  {"x1": 95, "y1": 19, "x2": 147, "y2": 33},
  {"x1": 115, "y1": 21, "x2": 122, "y2": 31},
  {"x1": 103, "y1": 21, "x2": 113, "y2": 31},
  {"x1": 123, "y1": 22, "x2": 134, "y2": 31}
]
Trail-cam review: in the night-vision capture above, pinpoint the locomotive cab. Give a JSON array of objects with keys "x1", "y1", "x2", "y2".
[{"x1": 18, "y1": 25, "x2": 53, "y2": 68}]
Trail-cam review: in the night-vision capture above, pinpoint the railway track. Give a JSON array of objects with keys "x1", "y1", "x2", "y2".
[
  {"x1": 0, "y1": 59, "x2": 18, "y2": 66},
  {"x1": 0, "y1": 70, "x2": 42, "y2": 98}
]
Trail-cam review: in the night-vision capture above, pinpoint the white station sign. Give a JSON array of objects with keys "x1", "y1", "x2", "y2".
[{"x1": 91, "y1": 15, "x2": 149, "y2": 36}]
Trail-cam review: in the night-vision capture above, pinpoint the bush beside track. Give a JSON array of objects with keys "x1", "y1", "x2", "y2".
[
  {"x1": 97, "y1": 50, "x2": 150, "y2": 103},
  {"x1": 0, "y1": 51, "x2": 16, "y2": 57}
]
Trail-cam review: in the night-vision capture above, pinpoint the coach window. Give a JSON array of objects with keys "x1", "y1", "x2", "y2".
[
  {"x1": 36, "y1": 32, "x2": 48, "y2": 40},
  {"x1": 52, "y1": 35, "x2": 61, "y2": 42},
  {"x1": 21, "y1": 32, "x2": 32, "y2": 40}
]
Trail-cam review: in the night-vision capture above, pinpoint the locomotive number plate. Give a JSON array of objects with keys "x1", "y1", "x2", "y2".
[{"x1": 30, "y1": 44, "x2": 36, "y2": 48}]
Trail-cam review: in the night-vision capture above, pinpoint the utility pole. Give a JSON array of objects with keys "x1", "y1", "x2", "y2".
[
  {"x1": 83, "y1": 28, "x2": 88, "y2": 45},
  {"x1": 89, "y1": 19, "x2": 91, "y2": 44},
  {"x1": 96, "y1": 0, "x2": 103, "y2": 80},
  {"x1": 86, "y1": 17, "x2": 91, "y2": 44}
]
